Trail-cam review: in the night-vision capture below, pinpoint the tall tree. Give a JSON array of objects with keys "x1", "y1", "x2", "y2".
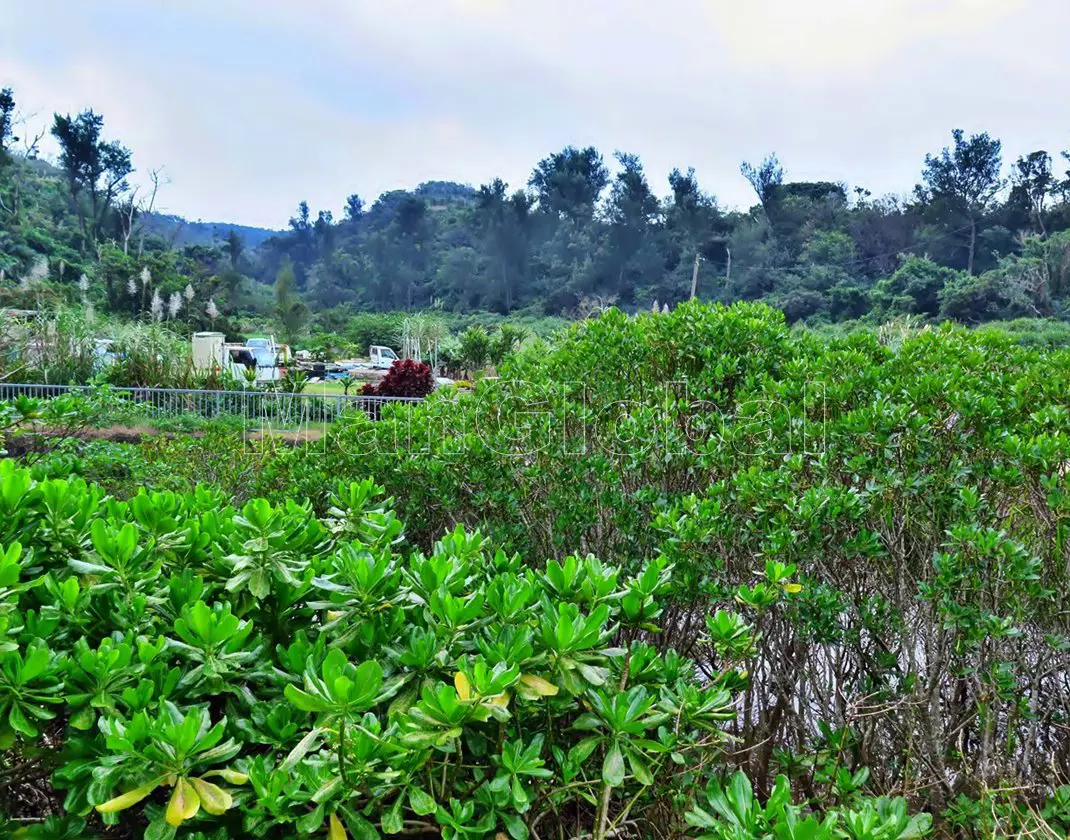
[
  {"x1": 275, "y1": 258, "x2": 308, "y2": 344},
  {"x1": 529, "y1": 146, "x2": 608, "y2": 221},
  {"x1": 0, "y1": 88, "x2": 16, "y2": 162},
  {"x1": 224, "y1": 229, "x2": 245, "y2": 270},
  {"x1": 314, "y1": 210, "x2": 334, "y2": 257},
  {"x1": 474, "y1": 178, "x2": 531, "y2": 311},
  {"x1": 666, "y1": 167, "x2": 720, "y2": 300},
  {"x1": 219, "y1": 232, "x2": 246, "y2": 313},
  {"x1": 604, "y1": 152, "x2": 660, "y2": 300},
  {"x1": 50, "y1": 109, "x2": 133, "y2": 248},
  {"x1": 1011, "y1": 151, "x2": 1054, "y2": 236},
  {"x1": 740, "y1": 153, "x2": 783, "y2": 209},
  {"x1": 290, "y1": 200, "x2": 312, "y2": 233},
  {"x1": 286, "y1": 200, "x2": 316, "y2": 283},
  {"x1": 0, "y1": 87, "x2": 19, "y2": 219},
  {"x1": 917, "y1": 129, "x2": 1003, "y2": 274},
  {"x1": 523, "y1": 148, "x2": 607, "y2": 311},
  {"x1": 344, "y1": 194, "x2": 365, "y2": 223},
  {"x1": 393, "y1": 196, "x2": 431, "y2": 310},
  {"x1": 607, "y1": 152, "x2": 659, "y2": 231}
]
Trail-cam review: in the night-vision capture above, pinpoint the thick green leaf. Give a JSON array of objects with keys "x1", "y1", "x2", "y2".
[
  {"x1": 408, "y1": 786, "x2": 437, "y2": 816},
  {"x1": 281, "y1": 726, "x2": 324, "y2": 770},
  {"x1": 602, "y1": 742, "x2": 625, "y2": 787},
  {"x1": 284, "y1": 685, "x2": 330, "y2": 713},
  {"x1": 381, "y1": 797, "x2": 404, "y2": 835}
]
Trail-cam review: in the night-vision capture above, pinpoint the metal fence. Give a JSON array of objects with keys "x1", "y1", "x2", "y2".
[{"x1": 0, "y1": 383, "x2": 424, "y2": 431}]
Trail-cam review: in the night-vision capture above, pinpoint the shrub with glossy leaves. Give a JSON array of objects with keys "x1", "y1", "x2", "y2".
[{"x1": 0, "y1": 464, "x2": 784, "y2": 839}]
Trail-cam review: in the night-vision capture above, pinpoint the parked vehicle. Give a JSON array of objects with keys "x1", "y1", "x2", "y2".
[
  {"x1": 245, "y1": 337, "x2": 285, "y2": 383},
  {"x1": 192, "y1": 332, "x2": 289, "y2": 384},
  {"x1": 92, "y1": 338, "x2": 118, "y2": 370},
  {"x1": 304, "y1": 345, "x2": 401, "y2": 382},
  {"x1": 368, "y1": 345, "x2": 399, "y2": 369}
]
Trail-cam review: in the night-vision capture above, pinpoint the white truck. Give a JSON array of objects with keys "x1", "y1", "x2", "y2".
[
  {"x1": 192, "y1": 332, "x2": 289, "y2": 384},
  {"x1": 368, "y1": 345, "x2": 399, "y2": 370},
  {"x1": 243, "y1": 337, "x2": 290, "y2": 382}
]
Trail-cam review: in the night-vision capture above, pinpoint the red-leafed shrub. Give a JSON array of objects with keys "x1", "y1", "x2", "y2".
[{"x1": 361, "y1": 358, "x2": 435, "y2": 398}]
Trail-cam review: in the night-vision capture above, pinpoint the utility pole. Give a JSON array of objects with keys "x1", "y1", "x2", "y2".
[
  {"x1": 690, "y1": 252, "x2": 700, "y2": 300},
  {"x1": 725, "y1": 246, "x2": 731, "y2": 287}
]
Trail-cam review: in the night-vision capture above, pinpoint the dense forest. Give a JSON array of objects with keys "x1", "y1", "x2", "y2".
[{"x1": 2, "y1": 84, "x2": 1070, "y2": 332}]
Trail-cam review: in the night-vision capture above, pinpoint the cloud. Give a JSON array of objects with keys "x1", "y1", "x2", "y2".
[
  {"x1": 1, "y1": 0, "x2": 1067, "y2": 227},
  {"x1": 709, "y1": 0, "x2": 1025, "y2": 72}
]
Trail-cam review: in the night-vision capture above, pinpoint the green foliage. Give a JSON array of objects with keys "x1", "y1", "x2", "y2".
[
  {"x1": 232, "y1": 300, "x2": 1070, "y2": 826},
  {"x1": 869, "y1": 256, "x2": 961, "y2": 319},
  {"x1": 340, "y1": 312, "x2": 405, "y2": 356},
  {"x1": 275, "y1": 258, "x2": 308, "y2": 345},
  {"x1": 488, "y1": 324, "x2": 527, "y2": 366},
  {"x1": 688, "y1": 771, "x2": 931, "y2": 840},
  {"x1": 457, "y1": 325, "x2": 491, "y2": 374},
  {"x1": 5, "y1": 84, "x2": 1070, "y2": 329},
  {"x1": 936, "y1": 232, "x2": 1070, "y2": 322},
  {"x1": 6, "y1": 83, "x2": 1070, "y2": 834},
  {"x1": 13, "y1": 301, "x2": 1070, "y2": 833},
  {"x1": 0, "y1": 463, "x2": 765, "y2": 838}
]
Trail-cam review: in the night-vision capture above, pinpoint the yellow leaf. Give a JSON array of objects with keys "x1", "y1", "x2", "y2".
[
  {"x1": 215, "y1": 768, "x2": 249, "y2": 785},
  {"x1": 166, "y1": 777, "x2": 201, "y2": 827},
  {"x1": 328, "y1": 812, "x2": 349, "y2": 840},
  {"x1": 454, "y1": 671, "x2": 471, "y2": 701},
  {"x1": 190, "y1": 777, "x2": 233, "y2": 815},
  {"x1": 782, "y1": 583, "x2": 802, "y2": 594},
  {"x1": 486, "y1": 691, "x2": 510, "y2": 707},
  {"x1": 327, "y1": 610, "x2": 344, "y2": 621},
  {"x1": 95, "y1": 781, "x2": 159, "y2": 814},
  {"x1": 520, "y1": 674, "x2": 559, "y2": 696}
]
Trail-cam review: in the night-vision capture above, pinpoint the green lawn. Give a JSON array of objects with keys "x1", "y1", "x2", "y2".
[
  {"x1": 303, "y1": 380, "x2": 348, "y2": 396},
  {"x1": 301, "y1": 379, "x2": 375, "y2": 397}
]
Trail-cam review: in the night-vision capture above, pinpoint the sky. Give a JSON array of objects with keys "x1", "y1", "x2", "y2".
[{"x1": 1, "y1": 0, "x2": 1068, "y2": 230}]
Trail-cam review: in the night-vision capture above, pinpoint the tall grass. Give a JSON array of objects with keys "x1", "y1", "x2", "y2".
[
  {"x1": 106, "y1": 321, "x2": 195, "y2": 387},
  {"x1": 0, "y1": 307, "x2": 196, "y2": 387}
]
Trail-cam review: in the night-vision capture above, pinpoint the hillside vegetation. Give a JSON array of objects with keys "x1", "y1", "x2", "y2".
[{"x1": 2, "y1": 86, "x2": 1070, "y2": 337}]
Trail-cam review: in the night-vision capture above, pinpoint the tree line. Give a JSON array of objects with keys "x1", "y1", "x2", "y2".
[{"x1": 2, "y1": 84, "x2": 1070, "y2": 328}]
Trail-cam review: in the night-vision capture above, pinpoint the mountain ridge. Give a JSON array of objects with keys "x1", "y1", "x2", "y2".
[{"x1": 139, "y1": 212, "x2": 279, "y2": 250}]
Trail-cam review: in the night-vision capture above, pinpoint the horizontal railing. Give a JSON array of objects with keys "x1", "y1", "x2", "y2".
[{"x1": 0, "y1": 383, "x2": 424, "y2": 430}]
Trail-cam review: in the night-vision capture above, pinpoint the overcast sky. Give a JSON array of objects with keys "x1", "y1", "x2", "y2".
[{"x1": 2, "y1": 0, "x2": 1068, "y2": 229}]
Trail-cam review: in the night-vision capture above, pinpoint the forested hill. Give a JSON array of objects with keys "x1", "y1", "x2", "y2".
[
  {"x1": 139, "y1": 213, "x2": 277, "y2": 251},
  {"x1": 2, "y1": 83, "x2": 1070, "y2": 329}
]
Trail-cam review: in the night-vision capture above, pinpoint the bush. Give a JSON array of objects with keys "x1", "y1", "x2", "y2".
[
  {"x1": 0, "y1": 466, "x2": 774, "y2": 838},
  {"x1": 360, "y1": 359, "x2": 434, "y2": 398},
  {"x1": 457, "y1": 325, "x2": 491, "y2": 374},
  {"x1": 9, "y1": 301, "x2": 1070, "y2": 834},
  {"x1": 292, "y1": 301, "x2": 1070, "y2": 819},
  {"x1": 937, "y1": 269, "x2": 1009, "y2": 321},
  {"x1": 343, "y1": 312, "x2": 405, "y2": 356},
  {"x1": 978, "y1": 317, "x2": 1070, "y2": 347},
  {"x1": 777, "y1": 287, "x2": 826, "y2": 323},
  {"x1": 869, "y1": 255, "x2": 959, "y2": 319}
]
